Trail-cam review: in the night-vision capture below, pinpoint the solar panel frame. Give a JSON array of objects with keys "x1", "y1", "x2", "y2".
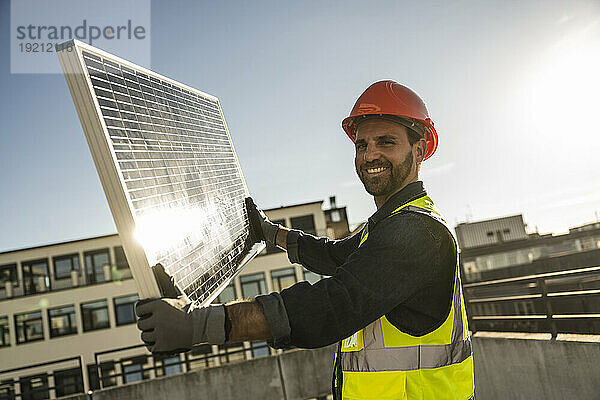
[{"x1": 57, "y1": 40, "x2": 264, "y2": 305}]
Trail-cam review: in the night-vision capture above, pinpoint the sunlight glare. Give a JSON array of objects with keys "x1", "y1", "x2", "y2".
[
  {"x1": 134, "y1": 198, "x2": 233, "y2": 267},
  {"x1": 519, "y1": 20, "x2": 600, "y2": 154}
]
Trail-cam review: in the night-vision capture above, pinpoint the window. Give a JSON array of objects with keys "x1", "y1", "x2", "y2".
[
  {"x1": 303, "y1": 269, "x2": 323, "y2": 285},
  {"x1": 486, "y1": 231, "x2": 494, "y2": 237},
  {"x1": 218, "y1": 342, "x2": 245, "y2": 364},
  {"x1": 53, "y1": 368, "x2": 83, "y2": 397},
  {"x1": 81, "y1": 300, "x2": 110, "y2": 331},
  {"x1": 48, "y1": 306, "x2": 77, "y2": 337},
  {"x1": 240, "y1": 273, "x2": 266, "y2": 298},
  {"x1": 476, "y1": 257, "x2": 492, "y2": 271},
  {"x1": 251, "y1": 341, "x2": 270, "y2": 358},
  {"x1": 154, "y1": 355, "x2": 182, "y2": 377},
  {"x1": 112, "y1": 246, "x2": 132, "y2": 280},
  {"x1": 271, "y1": 268, "x2": 296, "y2": 292},
  {"x1": 113, "y1": 246, "x2": 129, "y2": 270},
  {"x1": 462, "y1": 261, "x2": 478, "y2": 276},
  {"x1": 187, "y1": 344, "x2": 216, "y2": 369},
  {"x1": 266, "y1": 219, "x2": 286, "y2": 254},
  {"x1": 111, "y1": 246, "x2": 131, "y2": 281},
  {"x1": 52, "y1": 254, "x2": 80, "y2": 280},
  {"x1": 87, "y1": 362, "x2": 116, "y2": 390},
  {"x1": 22, "y1": 259, "x2": 50, "y2": 294},
  {"x1": 0, "y1": 380, "x2": 15, "y2": 400},
  {"x1": 84, "y1": 249, "x2": 110, "y2": 284},
  {"x1": 0, "y1": 263, "x2": 18, "y2": 288},
  {"x1": 15, "y1": 311, "x2": 44, "y2": 344},
  {"x1": 121, "y1": 356, "x2": 149, "y2": 384},
  {"x1": 216, "y1": 283, "x2": 236, "y2": 303},
  {"x1": 291, "y1": 214, "x2": 316, "y2": 235},
  {"x1": 330, "y1": 210, "x2": 341, "y2": 222},
  {"x1": 86, "y1": 364, "x2": 98, "y2": 390},
  {"x1": 114, "y1": 294, "x2": 138, "y2": 326},
  {"x1": 19, "y1": 374, "x2": 48, "y2": 400},
  {"x1": 0, "y1": 316, "x2": 9, "y2": 347}
]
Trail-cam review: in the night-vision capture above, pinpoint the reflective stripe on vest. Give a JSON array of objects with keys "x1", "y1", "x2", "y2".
[{"x1": 338, "y1": 195, "x2": 475, "y2": 399}]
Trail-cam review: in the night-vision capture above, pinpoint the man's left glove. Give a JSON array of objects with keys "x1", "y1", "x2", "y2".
[
  {"x1": 245, "y1": 197, "x2": 280, "y2": 244},
  {"x1": 135, "y1": 298, "x2": 226, "y2": 353}
]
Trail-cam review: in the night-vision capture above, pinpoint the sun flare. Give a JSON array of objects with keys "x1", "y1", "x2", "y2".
[{"x1": 522, "y1": 21, "x2": 600, "y2": 150}]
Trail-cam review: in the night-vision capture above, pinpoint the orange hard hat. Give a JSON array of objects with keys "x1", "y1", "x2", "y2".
[{"x1": 342, "y1": 80, "x2": 438, "y2": 160}]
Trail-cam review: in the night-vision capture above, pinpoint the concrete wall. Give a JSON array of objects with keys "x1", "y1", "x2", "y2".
[
  {"x1": 473, "y1": 334, "x2": 600, "y2": 400},
  {"x1": 91, "y1": 353, "x2": 285, "y2": 400},
  {"x1": 277, "y1": 345, "x2": 334, "y2": 399},
  {"x1": 82, "y1": 345, "x2": 336, "y2": 400},
  {"x1": 74, "y1": 336, "x2": 600, "y2": 400}
]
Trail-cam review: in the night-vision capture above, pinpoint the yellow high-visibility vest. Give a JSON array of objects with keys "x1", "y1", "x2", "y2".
[{"x1": 335, "y1": 195, "x2": 475, "y2": 400}]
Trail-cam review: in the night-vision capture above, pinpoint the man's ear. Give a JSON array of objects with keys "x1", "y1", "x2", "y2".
[{"x1": 414, "y1": 138, "x2": 427, "y2": 163}]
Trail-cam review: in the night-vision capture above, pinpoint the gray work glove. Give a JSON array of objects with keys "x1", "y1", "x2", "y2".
[
  {"x1": 135, "y1": 298, "x2": 226, "y2": 353},
  {"x1": 245, "y1": 197, "x2": 280, "y2": 244}
]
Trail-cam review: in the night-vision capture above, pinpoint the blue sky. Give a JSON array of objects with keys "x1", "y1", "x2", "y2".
[{"x1": 1, "y1": 0, "x2": 599, "y2": 252}]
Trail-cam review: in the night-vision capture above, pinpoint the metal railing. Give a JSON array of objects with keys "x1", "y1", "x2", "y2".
[
  {"x1": 0, "y1": 264, "x2": 133, "y2": 302},
  {"x1": 463, "y1": 265, "x2": 600, "y2": 338},
  {"x1": 93, "y1": 341, "x2": 272, "y2": 390},
  {"x1": 0, "y1": 341, "x2": 271, "y2": 399},
  {"x1": 0, "y1": 356, "x2": 83, "y2": 400}
]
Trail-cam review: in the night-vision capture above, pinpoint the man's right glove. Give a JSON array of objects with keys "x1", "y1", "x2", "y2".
[
  {"x1": 135, "y1": 298, "x2": 226, "y2": 353},
  {"x1": 245, "y1": 197, "x2": 280, "y2": 244}
]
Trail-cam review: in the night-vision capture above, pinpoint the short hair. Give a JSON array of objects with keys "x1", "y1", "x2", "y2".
[
  {"x1": 406, "y1": 127, "x2": 423, "y2": 146},
  {"x1": 403, "y1": 118, "x2": 428, "y2": 146}
]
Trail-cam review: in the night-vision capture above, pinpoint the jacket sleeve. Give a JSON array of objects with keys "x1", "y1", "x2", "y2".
[
  {"x1": 278, "y1": 213, "x2": 452, "y2": 348},
  {"x1": 285, "y1": 228, "x2": 362, "y2": 276}
]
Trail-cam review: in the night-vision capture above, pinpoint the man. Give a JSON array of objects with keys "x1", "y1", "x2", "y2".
[{"x1": 136, "y1": 80, "x2": 475, "y2": 399}]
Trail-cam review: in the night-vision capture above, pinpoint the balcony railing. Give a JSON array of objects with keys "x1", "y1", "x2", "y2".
[
  {"x1": 463, "y1": 265, "x2": 600, "y2": 337},
  {"x1": 0, "y1": 264, "x2": 133, "y2": 302},
  {"x1": 0, "y1": 341, "x2": 272, "y2": 399},
  {"x1": 93, "y1": 341, "x2": 274, "y2": 389},
  {"x1": 0, "y1": 356, "x2": 83, "y2": 400}
]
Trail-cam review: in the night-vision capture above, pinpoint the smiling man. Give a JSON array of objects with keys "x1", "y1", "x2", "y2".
[
  {"x1": 354, "y1": 117, "x2": 423, "y2": 209},
  {"x1": 136, "y1": 81, "x2": 475, "y2": 400}
]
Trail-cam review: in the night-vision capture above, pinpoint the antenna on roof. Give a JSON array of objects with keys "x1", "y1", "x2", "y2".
[{"x1": 329, "y1": 196, "x2": 337, "y2": 209}]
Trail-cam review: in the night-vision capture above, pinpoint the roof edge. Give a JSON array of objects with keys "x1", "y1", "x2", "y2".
[{"x1": 0, "y1": 233, "x2": 119, "y2": 256}]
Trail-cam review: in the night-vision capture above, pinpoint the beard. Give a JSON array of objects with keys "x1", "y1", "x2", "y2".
[{"x1": 357, "y1": 151, "x2": 414, "y2": 198}]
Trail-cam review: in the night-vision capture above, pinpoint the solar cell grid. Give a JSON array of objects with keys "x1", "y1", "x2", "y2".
[{"x1": 57, "y1": 41, "x2": 262, "y2": 304}]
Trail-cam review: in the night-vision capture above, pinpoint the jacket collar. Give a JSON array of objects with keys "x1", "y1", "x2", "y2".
[{"x1": 367, "y1": 181, "x2": 427, "y2": 227}]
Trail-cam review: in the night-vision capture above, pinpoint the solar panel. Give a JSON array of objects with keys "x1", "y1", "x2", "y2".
[{"x1": 57, "y1": 40, "x2": 264, "y2": 305}]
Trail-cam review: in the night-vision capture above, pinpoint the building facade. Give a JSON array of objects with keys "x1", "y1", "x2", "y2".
[
  {"x1": 456, "y1": 215, "x2": 600, "y2": 282},
  {"x1": 456, "y1": 215, "x2": 600, "y2": 334},
  {"x1": 0, "y1": 198, "x2": 350, "y2": 399}
]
